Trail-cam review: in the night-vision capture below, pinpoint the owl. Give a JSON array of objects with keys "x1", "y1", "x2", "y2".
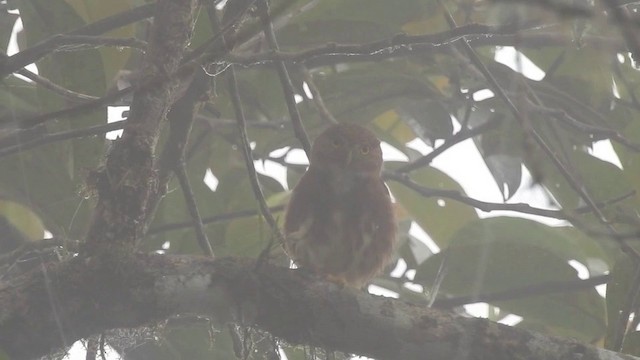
[{"x1": 284, "y1": 123, "x2": 397, "y2": 288}]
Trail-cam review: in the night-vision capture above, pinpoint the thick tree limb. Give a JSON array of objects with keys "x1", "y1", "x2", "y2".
[
  {"x1": 0, "y1": 254, "x2": 635, "y2": 360},
  {"x1": 84, "y1": 0, "x2": 199, "y2": 253}
]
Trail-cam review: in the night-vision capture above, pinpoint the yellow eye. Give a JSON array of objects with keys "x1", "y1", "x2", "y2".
[
  {"x1": 332, "y1": 139, "x2": 342, "y2": 147},
  {"x1": 361, "y1": 145, "x2": 370, "y2": 154}
]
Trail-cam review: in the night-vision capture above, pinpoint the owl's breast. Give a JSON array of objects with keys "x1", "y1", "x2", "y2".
[{"x1": 284, "y1": 173, "x2": 396, "y2": 287}]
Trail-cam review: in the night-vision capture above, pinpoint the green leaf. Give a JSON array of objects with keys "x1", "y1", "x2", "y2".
[
  {"x1": 400, "y1": 100, "x2": 453, "y2": 146},
  {"x1": 282, "y1": 345, "x2": 308, "y2": 360},
  {"x1": 1, "y1": 0, "x2": 121, "y2": 237},
  {"x1": 535, "y1": 148, "x2": 638, "y2": 228},
  {"x1": 467, "y1": 101, "x2": 523, "y2": 200},
  {"x1": 64, "y1": 0, "x2": 134, "y2": 84},
  {"x1": 398, "y1": 232, "x2": 434, "y2": 269},
  {"x1": 0, "y1": 76, "x2": 40, "y2": 121},
  {"x1": 0, "y1": 142, "x2": 89, "y2": 238},
  {"x1": 223, "y1": 190, "x2": 288, "y2": 261},
  {"x1": 387, "y1": 162, "x2": 478, "y2": 249},
  {"x1": 0, "y1": 10, "x2": 18, "y2": 55},
  {"x1": 415, "y1": 217, "x2": 606, "y2": 341},
  {"x1": 0, "y1": 199, "x2": 45, "y2": 241},
  {"x1": 523, "y1": 46, "x2": 613, "y2": 105},
  {"x1": 124, "y1": 322, "x2": 237, "y2": 360},
  {"x1": 613, "y1": 118, "x2": 640, "y2": 203},
  {"x1": 17, "y1": 0, "x2": 109, "y2": 171},
  {"x1": 278, "y1": 0, "x2": 440, "y2": 47},
  {"x1": 622, "y1": 331, "x2": 640, "y2": 357},
  {"x1": 604, "y1": 252, "x2": 633, "y2": 350}
]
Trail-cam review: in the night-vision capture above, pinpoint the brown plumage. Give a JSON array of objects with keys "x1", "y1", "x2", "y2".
[{"x1": 284, "y1": 123, "x2": 397, "y2": 288}]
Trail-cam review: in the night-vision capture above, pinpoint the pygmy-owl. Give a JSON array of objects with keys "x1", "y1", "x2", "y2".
[{"x1": 284, "y1": 123, "x2": 397, "y2": 288}]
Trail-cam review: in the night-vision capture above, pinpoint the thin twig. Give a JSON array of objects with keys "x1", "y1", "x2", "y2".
[
  {"x1": 396, "y1": 118, "x2": 501, "y2": 173},
  {"x1": 439, "y1": 1, "x2": 610, "y2": 225},
  {"x1": 385, "y1": 172, "x2": 569, "y2": 219},
  {"x1": 432, "y1": 274, "x2": 610, "y2": 308},
  {"x1": 187, "y1": 0, "x2": 300, "y2": 64},
  {"x1": 0, "y1": 120, "x2": 126, "y2": 159},
  {"x1": 147, "y1": 205, "x2": 285, "y2": 236},
  {"x1": 99, "y1": 334, "x2": 106, "y2": 360},
  {"x1": 86, "y1": 336, "x2": 98, "y2": 360},
  {"x1": 176, "y1": 158, "x2": 214, "y2": 257},
  {"x1": 611, "y1": 262, "x2": 640, "y2": 351},
  {"x1": 68, "y1": 3, "x2": 155, "y2": 36},
  {"x1": 2, "y1": 4, "x2": 155, "y2": 77},
  {"x1": 225, "y1": 32, "x2": 624, "y2": 68},
  {"x1": 442, "y1": 3, "x2": 640, "y2": 264},
  {"x1": 227, "y1": 65, "x2": 284, "y2": 245},
  {"x1": 15, "y1": 68, "x2": 99, "y2": 102},
  {"x1": 256, "y1": 0, "x2": 312, "y2": 157},
  {"x1": 612, "y1": 60, "x2": 640, "y2": 111},
  {"x1": 4, "y1": 85, "x2": 134, "y2": 130},
  {"x1": 142, "y1": 67, "x2": 213, "y2": 244},
  {"x1": 491, "y1": 0, "x2": 595, "y2": 18},
  {"x1": 524, "y1": 99, "x2": 640, "y2": 152},
  {"x1": 301, "y1": 66, "x2": 338, "y2": 125},
  {"x1": 225, "y1": 23, "x2": 505, "y2": 65},
  {"x1": 385, "y1": 172, "x2": 633, "y2": 220},
  {"x1": 441, "y1": 1, "x2": 640, "y2": 346},
  {"x1": 600, "y1": 0, "x2": 640, "y2": 60},
  {"x1": 3, "y1": 0, "x2": 289, "y2": 131},
  {"x1": 3, "y1": 35, "x2": 146, "y2": 77},
  {"x1": 0, "y1": 237, "x2": 80, "y2": 267}
]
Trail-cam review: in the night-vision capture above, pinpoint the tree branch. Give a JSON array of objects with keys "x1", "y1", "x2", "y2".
[
  {"x1": 0, "y1": 254, "x2": 635, "y2": 360},
  {"x1": 227, "y1": 64, "x2": 284, "y2": 246},
  {"x1": 0, "y1": 120, "x2": 126, "y2": 158},
  {"x1": 146, "y1": 205, "x2": 285, "y2": 236},
  {"x1": 257, "y1": 0, "x2": 312, "y2": 157},
  {"x1": 1, "y1": 5, "x2": 154, "y2": 78},
  {"x1": 84, "y1": 0, "x2": 199, "y2": 253}
]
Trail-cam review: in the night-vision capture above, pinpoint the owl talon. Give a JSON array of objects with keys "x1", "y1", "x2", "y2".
[{"x1": 325, "y1": 274, "x2": 348, "y2": 288}]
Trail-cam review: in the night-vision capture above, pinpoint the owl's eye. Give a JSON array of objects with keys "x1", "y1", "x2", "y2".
[
  {"x1": 360, "y1": 145, "x2": 370, "y2": 154},
  {"x1": 332, "y1": 139, "x2": 342, "y2": 148}
]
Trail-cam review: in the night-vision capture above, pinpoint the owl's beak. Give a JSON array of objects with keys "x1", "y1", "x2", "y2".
[{"x1": 345, "y1": 149, "x2": 353, "y2": 166}]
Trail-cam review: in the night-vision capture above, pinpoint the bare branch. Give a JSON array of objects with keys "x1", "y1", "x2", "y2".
[
  {"x1": 146, "y1": 205, "x2": 285, "y2": 236},
  {"x1": 227, "y1": 65, "x2": 284, "y2": 246},
  {"x1": 226, "y1": 24, "x2": 502, "y2": 66},
  {"x1": 225, "y1": 31, "x2": 624, "y2": 68},
  {"x1": 3, "y1": 34, "x2": 147, "y2": 78},
  {"x1": 433, "y1": 274, "x2": 610, "y2": 308},
  {"x1": 396, "y1": 118, "x2": 501, "y2": 173},
  {"x1": 257, "y1": 0, "x2": 312, "y2": 157},
  {"x1": 301, "y1": 66, "x2": 339, "y2": 125},
  {"x1": 14, "y1": 68, "x2": 99, "y2": 102},
  {"x1": 601, "y1": 0, "x2": 640, "y2": 60},
  {"x1": 385, "y1": 172, "x2": 634, "y2": 220},
  {"x1": 439, "y1": 2, "x2": 611, "y2": 225},
  {"x1": 176, "y1": 158, "x2": 214, "y2": 257},
  {"x1": 0, "y1": 120, "x2": 126, "y2": 159}
]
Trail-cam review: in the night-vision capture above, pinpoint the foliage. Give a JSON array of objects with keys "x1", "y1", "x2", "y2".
[{"x1": 2, "y1": 0, "x2": 640, "y2": 358}]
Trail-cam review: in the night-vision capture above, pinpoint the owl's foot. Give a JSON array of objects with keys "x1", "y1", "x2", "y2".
[
  {"x1": 293, "y1": 267, "x2": 319, "y2": 282},
  {"x1": 325, "y1": 274, "x2": 349, "y2": 288}
]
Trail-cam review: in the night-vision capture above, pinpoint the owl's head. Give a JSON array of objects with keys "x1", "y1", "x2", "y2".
[{"x1": 310, "y1": 123, "x2": 383, "y2": 177}]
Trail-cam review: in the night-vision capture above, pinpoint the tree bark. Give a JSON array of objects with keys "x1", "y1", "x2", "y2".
[{"x1": 0, "y1": 254, "x2": 636, "y2": 360}]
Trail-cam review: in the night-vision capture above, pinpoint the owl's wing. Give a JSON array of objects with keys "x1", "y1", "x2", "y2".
[
  {"x1": 283, "y1": 170, "x2": 324, "y2": 264},
  {"x1": 284, "y1": 171, "x2": 316, "y2": 235},
  {"x1": 380, "y1": 178, "x2": 391, "y2": 196},
  {"x1": 284, "y1": 168, "x2": 332, "y2": 248}
]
